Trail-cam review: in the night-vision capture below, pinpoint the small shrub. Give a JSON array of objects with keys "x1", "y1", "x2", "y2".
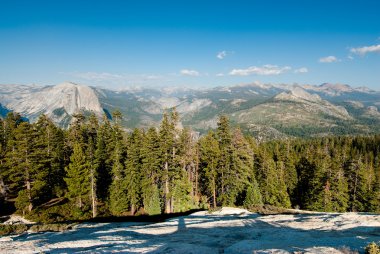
[
  {"x1": 0, "y1": 224, "x2": 28, "y2": 236},
  {"x1": 365, "y1": 242, "x2": 380, "y2": 254},
  {"x1": 247, "y1": 205, "x2": 290, "y2": 215},
  {"x1": 28, "y1": 223, "x2": 75, "y2": 233}
]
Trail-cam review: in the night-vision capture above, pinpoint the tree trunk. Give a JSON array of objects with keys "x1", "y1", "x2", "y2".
[
  {"x1": 170, "y1": 196, "x2": 174, "y2": 213},
  {"x1": 131, "y1": 203, "x2": 135, "y2": 215},
  {"x1": 195, "y1": 149, "x2": 199, "y2": 197},
  {"x1": 91, "y1": 168, "x2": 97, "y2": 218},
  {"x1": 213, "y1": 177, "x2": 217, "y2": 208},
  {"x1": 26, "y1": 178, "x2": 33, "y2": 212},
  {"x1": 0, "y1": 176, "x2": 6, "y2": 199},
  {"x1": 25, "y1": 153, "x2": 33, "y2": 212},
  {"x1": 352, "y1": 166, "x2": 359, "y2": 212},
  {"x1": 164, "y1": 160, "x2": 170, "y2": 213}
]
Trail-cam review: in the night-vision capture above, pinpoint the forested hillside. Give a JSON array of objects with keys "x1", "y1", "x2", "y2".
[{"x1": 0, "y1": 110, "x2": 379, "y2": 222}]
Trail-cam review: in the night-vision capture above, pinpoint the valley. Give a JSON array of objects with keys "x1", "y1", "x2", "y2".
[{"x1": 0, "y1": 82, "x2": 379, "y2": 140}]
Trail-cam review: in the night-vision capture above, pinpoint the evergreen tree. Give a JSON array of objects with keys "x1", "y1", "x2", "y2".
[
  {"x1": 177, "y1": 128, "x2": 199, "y2": 206},
  {"x1": 85, "y1": 114, "x2": 99, "y2": 218},
  {"x1": 346, "y1": 155, "x2": 373, "y2": 211},
  {"x1": 109, "y1": 141, "x2": 128, "y2": 215},
  {"x1": 125, "y1": 128, "x2": 142, "y2": 215},
  {"x1": 230, "y1": 128, "x2": 254, "y2": 206},
  {"x1": 369, "y1": 155, "x2": 380, "y2": 212},
  {"x1": 65, "y1": 143, "x2": 90, "y2": 211},
  {"x1": 243, "y1": 179, "x2": 263, "y2": 207},
  {"x1": 9, "y1": 122, "x2": 48, "y2": 213},
  {"x1": 94, "y1": 116, "x2": 114, "y2": 203},
  {"x1": 256, "y1": 150, "x2": 291, "y2": 208},
  {"x1": 34, "y1": 115, "x2": 66, "y2": 200},
  {"x1": 140, "y1": 127, "x2": 161, "y2": 215},
  {"x1": 199, "y1": 131, "x2": 220, "y2": 208},
  {"x1": 216, "y1": 115, "x2": 233, "y2": 206},
  {"x1": 158, "y1": 110, "x2": 178, "y2": 213}
]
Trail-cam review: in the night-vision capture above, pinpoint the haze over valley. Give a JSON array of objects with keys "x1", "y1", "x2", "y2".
[{"x1": 1, "y1": 1, "x2": 380, "y2": 253}]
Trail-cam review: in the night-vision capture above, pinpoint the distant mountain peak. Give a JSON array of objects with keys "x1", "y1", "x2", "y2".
[
  {"x1": 303, "y1": 83, "x2": 375, "y2": 96},
  {"x1": 319, "y1": 83, "x2": 353, "y2": 91},
  {"x1": 0, "y1": 82, "x2": 103, "y2": 127},
  {"x1": 275, "y1": 86, "x2": 322, "y2": 103}
]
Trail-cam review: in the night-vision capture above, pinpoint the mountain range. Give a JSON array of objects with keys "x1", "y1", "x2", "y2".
[{"x1": 1, "y1": 82, "x2": 379, "y2": 140}]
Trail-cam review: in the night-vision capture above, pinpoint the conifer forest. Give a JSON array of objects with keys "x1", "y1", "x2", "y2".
[{"x1": 0, "y1": 110, "x2": 379, "y2": 222}]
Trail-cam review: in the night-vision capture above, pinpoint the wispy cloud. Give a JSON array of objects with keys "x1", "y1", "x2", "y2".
[
  {"x1": 350, "y1": 44, "x2": 380, "y2": 56},
  {"x1": 229, "y1": 65, "x2": 291, "y2": 76},
  {"x1": 65, "y1": 71, "x2": 168, "y2": 87},
  {"x1": 180, "y1": 69, "x2": 200, "y2": 77},
  {"x1": 141, "y1": 74, "x2": 163, "y2": 80},
  {"x1": 72, "y1": 72, "x2": 123, "y2": 81},
  {"x1": 294, "y1": 67, "x2": 308, "y2": 74},
  {"x1": 216, "y1": 73, "x2": 225, "y2": 77},
  {"x1": 319, "y1": 56, "x2": 339, "y2": 63},
  {"x1": 216, "y1": 51, "x2": 227, "y2": 60}
]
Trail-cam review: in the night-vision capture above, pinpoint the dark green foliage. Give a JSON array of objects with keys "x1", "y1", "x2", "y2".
[
  {"x1": 199, "y1": 131, "x2": 220, "y2": 208},
  {"x1": 124, "y1": 128, "x2": 143, "y2": 215},
  {"x1": 109, "y1": 139, "x2": 128, "y2": 215},
  {"x1": 365, "y1": 242, "x2": 380, "y2": 254},
  {"x1": 1, "y1": 111, "x2": 380, "y2": 222},
  {"x1": 0, "y1": 224, "x2": 28, "y2": 236},
  {"x1": 140, "y1": 127, "x2": 162, "y2": 215},
  {"x1": 243, "y1": 180, "x2": 263, "y2": 207},
  {"x1": 64, "y1": 143, "x2": 90, "y2": 210},
  {"x1": 94, "y1": 116, "x2": 114, "y2": 202}
]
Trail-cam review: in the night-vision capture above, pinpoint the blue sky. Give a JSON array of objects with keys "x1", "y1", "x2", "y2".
[{"x1": 1, "y1": 0, "x2": 380, "y2": 89}]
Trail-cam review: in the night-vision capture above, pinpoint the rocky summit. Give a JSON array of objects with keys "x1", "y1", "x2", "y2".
[{"x1": 0, "y1": 82, "x2": 379, "y2": 140}]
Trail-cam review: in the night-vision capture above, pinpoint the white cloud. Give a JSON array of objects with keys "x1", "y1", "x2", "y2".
[
  {"x1": 180, "y1": 69, "x2": 200, "y2": 77},
  {"x1": 217, "y1": 51, "x2": 227, "y2": 60},
  {"x1": 347, "y1": 55, "x2": 354, "y2": 60},
  {"x1": 65, "y1": 72, "x2": 168, "y2": 87},
  {"x1": 350, "y1": 44, "x2": 380, "y2": 56},
  {"x1": 141, "y1": 74, "x2": 163, "y2": 80},
  {"x1": 216, "y1": 73, "x2": 225, "y2": 77},
  {"x1": 319, "y1": 56, "x2": 339, "y2": 63},
  {"x1": 294, "y1": 67, "x2": 308, "y2": 74},
  {"x1": 73, "y1": 72, "x2": 123, "y2": 81},
  {"x1": 229, "y1": 65, "x2": 291, "y2": 76}
]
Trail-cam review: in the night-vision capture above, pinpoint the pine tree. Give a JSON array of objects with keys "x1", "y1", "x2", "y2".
[
  {"x1": 8, "y1": 122, "x2": 51, "y2": 213},
  {"x1": 94, "y1": 116, "x2": 113, "y2": 203},
  {"x1": 256, "y1": 149, "x2": 291, "y2": 208},
  {"x1": 369, "y1": 154, "x2": 380, "y2": 212},
  {"x1": 140, "y1": 127, "x2": 161, "y2": 215},
  {"x1": 158, "y1": 110, "x2": 177, "y2": 213},
  {"x1": 216, "y1": 115, "x2": 233, "y2": 206},
  {"x1": 109, "y1": 141, "x2": 128, "y2": 215},
  {"x1": 34, "y1": 115, "x2": 66, "y2": 200},
  {"x1": 199, "y1": 131, "x2": 220, "y2": 208},
  {"x1": 109, "y1": 120, "x2": 128, "y2": 216},
  {"x1": 64, "y1": 143, "x2": 91, "y2": 211},
  {"x1": 177, "y1": 128, "x2": 199, "y2": 206},
  {"x1": 296, "y1": 157, "x2": 316, "y2": 209},
  {"x1": 1, "y1": 112, "x2": 24, "y2": 201},
  {"x1": 243, "y1": 179, "x2": 263, "y2": 207},
  {"x1": 230, "y1": 128, "x2": 255, "y2": 206},
  {"x1": 346, "y1": 155, "x2": 373, "y2": 211},
  {"x1": 85, "y1": 114, "x2": 99, "y2": 218},
  {"x1": 304, "y1": 148, "x2": 332, "y2": 211},
  {"x1": 0, "y1": 118, "x2": 7, "y2": 204},
  {"x1": 125, "y1": 128, "x2": 142, "y2": 215}
]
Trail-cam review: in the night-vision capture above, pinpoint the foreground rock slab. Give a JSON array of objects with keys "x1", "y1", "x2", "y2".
[{"x1": 1, "y1": 208, "x2": 380, "y2": 253}]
